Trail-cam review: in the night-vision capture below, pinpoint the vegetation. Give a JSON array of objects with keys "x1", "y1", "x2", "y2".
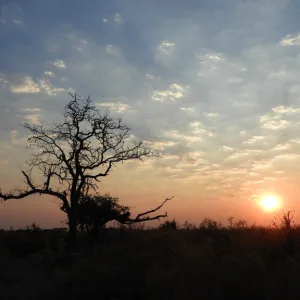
[
  {"x1": 75, "y1": 193, "x2": 173, "y2": 242},
  {"x1": 0, "y1": 94, "x2": 172, "y2": 247},
  {"x1": 2, "y1": 219, "x2": 300, "y2": 299}
]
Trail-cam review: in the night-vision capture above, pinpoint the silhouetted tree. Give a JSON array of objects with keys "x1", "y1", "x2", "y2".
[
  {"x1": 0, "y1": 93, "x2": 155, "y2": 248},
  {"x1": 272, "y1": 210, "x2": 295, "y2": 231},
  {"x1": 159, "y1": 219, "x2": 178, "y2": 230},
  {"x1": 199, "y1": 217, "x2": 222, "y2": 230},
  {"x1": 76, "y1": 194, "x2": 130, "y2": 238},
  {"x1": 75, "y1": 194, "x2": 173, "y2": 241},
  {"x1": 272, "y1": 210, "x2": 298, "y2": 256},
  {"x1": 227, "y1": 216, "x2": 248, "y2": 230}
]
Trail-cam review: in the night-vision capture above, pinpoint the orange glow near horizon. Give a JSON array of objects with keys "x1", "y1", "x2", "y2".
[{"x1": 259, "y1": 194, "x2": 281, "y2": 212}]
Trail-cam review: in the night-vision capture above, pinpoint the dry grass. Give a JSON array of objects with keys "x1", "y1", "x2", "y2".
[{"x1": 1, "y1": 225, "x2": 300, "y2": 299}]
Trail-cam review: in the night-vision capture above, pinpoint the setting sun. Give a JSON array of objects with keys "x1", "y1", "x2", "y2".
[{"x1": 260, "y1": 194, "x2": 281, "y2": 212}]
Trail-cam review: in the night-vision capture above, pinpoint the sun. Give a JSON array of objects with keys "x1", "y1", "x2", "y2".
[{"x1": 260, "y1": 194, "x2": 281, "y2": 212}]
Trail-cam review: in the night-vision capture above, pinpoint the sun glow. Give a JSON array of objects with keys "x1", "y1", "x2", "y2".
[{"x1": 260, "y1": 194, "x2": 281, "y2": 212}]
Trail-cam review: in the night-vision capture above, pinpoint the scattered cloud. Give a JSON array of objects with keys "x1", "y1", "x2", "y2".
[
  {"x1": 272, "y1": 106, "x2": 300, "y2": 114},
  {"x1": 0, "y1": 159, "x2": 8, "y2": 165},
  {"x1": 261, "y1": 119, "x2": 290, "y2": 130},
  {"x1": 105, "y1": 44, "x2": 121, "y2": 55},
  {"x1": 226, "y1": 152, "x2": 250, "y2": 161},
  {"x1": 272, "y1": 143, "x2": 291, "y2": 151},
  {"x1": 44, "y1": 71, "x2": 54, "y2": 77},
  {"x1": 189, "y1": 121, "x2": 214, "y2": 137},
  {"x1": 152, "y1": 83, "x2": 187, "y2": 101},
  {"x1": 163, "y1": 130, "x2": 202, "y2": 143},
  {"x1": 6, "y1": 75, "x2": 67, "y2": 96},
  {"x1": 205, "y1": 113, "x2": 219, "y2": 118},
  {"x1": 12, "y1": 19, "x2": 22, "y2": 25},
  {"x1": 180, "y1": 107, "x2": 195, "y2": 113},
  {"x1": 53, "y1": 60, "x2": 66, "y2": 69},
  {"x1": 201, "y1": 53, "x2": 222, "y2": 62},
  {"x1": 280, "y1": 33, "x2": 300, "y2": 46},
  {"x1": 96, "y1": 101, "x2": 130, "y2": 113},
  {"x1": 22, "y1": 108, "x2": 41, "y2": 112},
  {"x1": 24, "y1": 114, "x2": 41, "y2": 124},
  {"x1": 146, "y1": 140, "x2": 177, "y2": 151},
  {"x1": 10, "y1": 130, "x2": 20, "y2": 145},
  {"x1": 158, "y1": 40, "x2": 175, "y2": 54},
  {"x1": 10, "y1": 76, "x2": 40, "y2": 94},
  {"x1": 155, "y1": 40, "x2": 175, "y2": 64},
  {"x1": 222, "y1": 146, "x2": 235, "y2": 152},
  {"x1": 114, "y1": 13, "x2": 122, "y2": 23},
  {"x1": 242, "y1": 136, "x2": 264, "y2": 145},
  {"x1": 38, "y1": 80, "x2": 66, "y2": 96}
]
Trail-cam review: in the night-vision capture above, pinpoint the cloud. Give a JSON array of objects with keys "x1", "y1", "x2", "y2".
[
  {"x1": 280, "y1": 34, "x2": 300, "y2": 46},
  {"x1": 222, "y1": 146, "x2": 235, "y2": 152},
  {"x1": 38, "y1": 80, "x2": 66, "y2": 96},
  {"x1": 242, "y1": 136, "x2": 264, "y2": 145},
  {"x1": 205, "y1": 113, "x2": 219, "y2": 118},
  {"x1": 272, "y1": 106, "x2": 300, "y2": 114},
  {"x1": 158, "y1": 40, "x2": 175, "y2": 54},
  {"x1": 272, "y1": 143, "x2": 291, "y2": 151},
  {"x1": 155, "y1": 40, "x2": 175, "y2": 64},
  {"x1": 10, "y1": 76, "x2": 40, "y2": 94},
  {"x1": 163, "y1": 130, "x2": 202, "y2": 143},
  {"x1": 201, "y1": 53, "x2": 222, "y2": 62},
  {"x1": 189, "y1": 121, "x2": 214, "y2": 137},
  {"x1": 105, "y1": 44, "x2": 121, "y2": 55},
  {"x1": 22, "y1": 108, "x2": 41, "y2": 112},
  {"x1": 10, "y1": 130, "x2": 20, "y2": 145},
  {"x1": 53, "y1": 60, "x2": 66, "y2": 69},
  {"x1": 96, "y1": 101, "x2": 130, "y2": 113},
  {"x1": 180, "y1": 107, "x2": 195, "y2": 113},
  {"x1": 0, "y1": 159, "x2": 8, "y2": 165},
  {"x1": 261, "y1": 119, "x2": 290, "y2": 130},
  {"x1": 44, "y1": 71, "x2": 54, "y2": 77},
  {"x1": 5, "y1": 74, "x2": 67, "y2": 96},
  {"x1": 146, "y1": 140, "x2": 177, "y2": 151},
  {"x1": 24, "y1": 114, "x2": 41, "y2": 124},
  {"x1": 114, "y1": 13, "x2": 122, "y2": 23},
  {"x1": 152, "y1": 83, "x2": 187, "y2": 101},
  {"x1": 12, "y1": 19, "x2": 22, "y2": 25},
  {"x1": 226, "y1": 152, "x2": 250, "y2": 161},
  {"x1": 161, "y1": 121, "x2": 214, "y2": 145}
]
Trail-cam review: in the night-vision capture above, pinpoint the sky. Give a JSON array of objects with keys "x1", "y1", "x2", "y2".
[{"x1": 1, "y1": 0, "x2": 300, "y2": 228}]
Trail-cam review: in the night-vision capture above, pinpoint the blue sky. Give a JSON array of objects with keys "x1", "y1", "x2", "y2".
[{"x1": 1, "y1": 0, "x2": 300, "y2": 227}]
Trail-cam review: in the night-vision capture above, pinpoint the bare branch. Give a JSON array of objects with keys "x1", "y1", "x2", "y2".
[
  {"x1": 21, "y1": 170, "x2": 35, "y2": 190},
  {"x1": 135, "y1": 196, "x2": 174, "y2": 219},
  {"x1": 124, "y1": 196, "x2": 174, "y2": 224}
]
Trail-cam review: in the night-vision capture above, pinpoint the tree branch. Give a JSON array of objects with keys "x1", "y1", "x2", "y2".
[{"x1": 123, "y1": 196, "x2": 173, "y2": 224}]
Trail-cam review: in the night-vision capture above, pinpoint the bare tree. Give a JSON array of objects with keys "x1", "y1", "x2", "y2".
[
  {"x1": 0, "y1": 93, "x2": 156, "y2": 247},
  {"x1": 272, "y1": 210, "x2": 296, "y2": 231}
]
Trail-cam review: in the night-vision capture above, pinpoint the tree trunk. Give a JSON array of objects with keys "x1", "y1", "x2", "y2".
[
  {"x1": 89, "y1": 221, "x2": 98, "y2": 242},
  {"x1": 67, "y1": 210, "x2": 78, "y2": 250}
]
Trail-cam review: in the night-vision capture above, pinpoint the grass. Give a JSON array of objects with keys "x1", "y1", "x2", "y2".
[{"x1": 2, "y1": 224, "x2": 300, "y2": 299}]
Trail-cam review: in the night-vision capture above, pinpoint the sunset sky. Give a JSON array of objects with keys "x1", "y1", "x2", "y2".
[{"x1": 1, "y1": 0, "x2": 300, "y2": 228}]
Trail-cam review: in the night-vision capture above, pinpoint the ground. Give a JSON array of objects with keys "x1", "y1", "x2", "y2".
[{"x1": 1, "y1": 226, "x2": 300, "y2": 299}]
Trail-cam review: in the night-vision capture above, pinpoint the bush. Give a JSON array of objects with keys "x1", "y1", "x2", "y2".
[{"x1": 159, "y1": 219, "x2": 178, "y2": 230}]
